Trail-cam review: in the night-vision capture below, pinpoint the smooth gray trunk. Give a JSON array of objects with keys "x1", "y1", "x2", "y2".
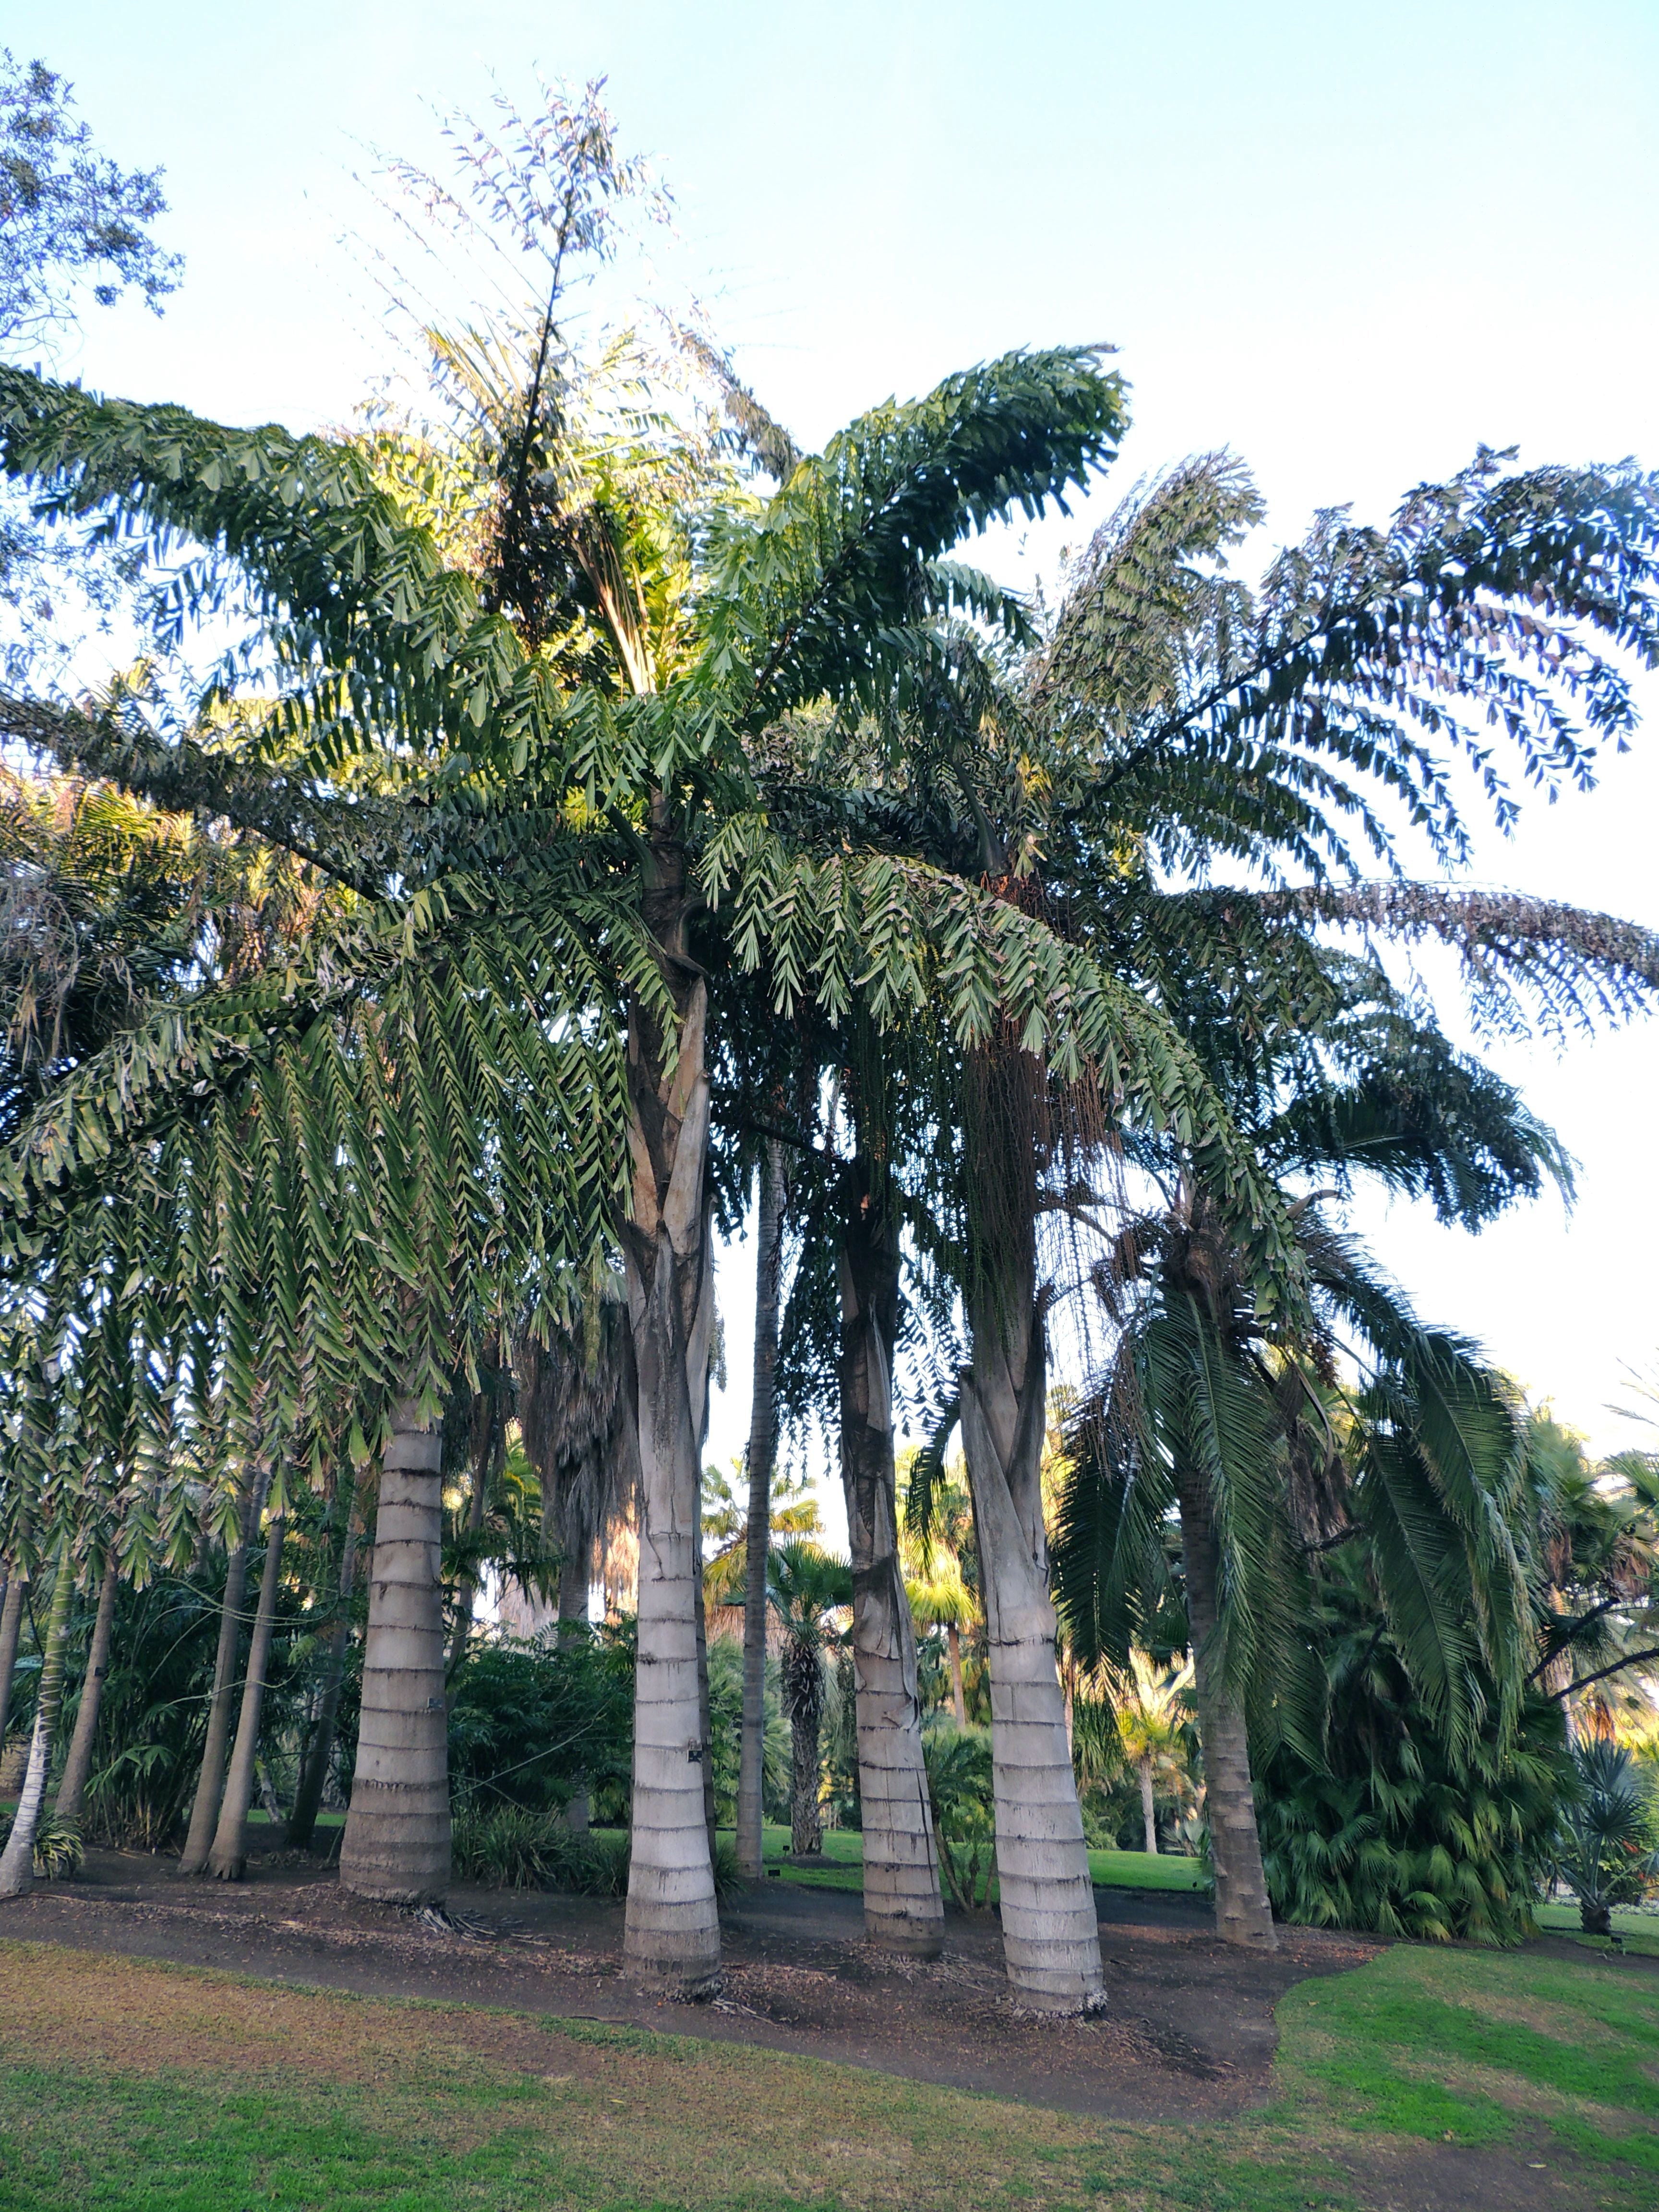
[
  {"x1": 620, "y1": 962, "x2": 721, "y2": 1991},
  {"x1": 54, "y1": 1559, "x2": 119, "y2": 1826},
  {"x1": 178, "y1": 1467, "x2": 267, "y2": 1876},
  {"x1": 287, "y1": 1500, "x2": 361, "y2": 1851},
  {"x1": 962, "y1": 1298, "x2": 1105, "y2": 2011},
  {"x1": 340, "y1": 1399, "x2": 452, "y2": 1902},
  {"x1": 0, "y1": 1535, "x2": 74, "y2": 1897},
  {"x1": 0, "y1": 1570, "x2": 25, "y2": 1754},
  {"x1": 838, "y1": 1159, "x2": 944, "y2": 1956},
  {"x1": 1173, "y1": 1469, "x2": 1276, "y2": 1949},
  {"x1": 207, "y1": 1513, "x2": 288, "y2": 1878},
  {"x1": 1139, "y1": 1758, "x2": 1158, "y2": 1854},
  {"x1": 738, "y1": 1139, "x2": 788, "y2": 1879}
]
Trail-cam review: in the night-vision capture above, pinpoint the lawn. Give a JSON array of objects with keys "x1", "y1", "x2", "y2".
[
  {"x1": 743, "y1": 1825, "x2": 1209, "y2": 1897},
  {"x1": 0, "y1": 1936, "x2": 1654, "y2": 2210}
]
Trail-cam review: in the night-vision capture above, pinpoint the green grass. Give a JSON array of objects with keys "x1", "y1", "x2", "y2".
[
  {"x1": 1534, "y1": 1900, "x2": 1659, "y2": 1956},
  {"x1": 1087, "y1": 1846, "x2": 1209, "y2": 1892},
  {"x1": 3, "y1": 1929, "x2": 1659, "y2": 2203},
  {"x1": 1274, "y1": 1940, "x2": 1659, "y2": 2188},
  {"x1": 3, "y1": 1933, "x2": 1656, "y2": 2209},
  {"x1": 733, "y1": 1825, "x2": 1208, "y2": 1898}
]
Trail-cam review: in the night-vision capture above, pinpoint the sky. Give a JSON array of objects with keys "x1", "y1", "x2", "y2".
[{"x1": 12, "y1": 0, "x2": 1659, "y2": 1507}]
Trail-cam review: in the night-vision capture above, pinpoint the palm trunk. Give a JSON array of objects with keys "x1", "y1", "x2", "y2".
[
  {"x1": 1173, "y1": 1468, "x2": 1276, "y2": 1948},
  {"x1": 339, "y1": 1397, "x2": 451, "y2": 1903},
  {"x1": 738, "y1": 1139, "x2": 787, "y2": 1880},
  {"x1": 838, "y1": 1158, "x2": 944, "y2": 1957},
  {"x1": 1139, "y1": 1757, "x2": 1158, "y2": 1854},
  {"x1": 962, "y1": 1301, "x2": 1105, "y2": 2011},
  {"x1": 947, "y1": 1624, "x2": 967, "y2": 1727},
  {"x1": 287, "y1": 1500, "x2": 361, "y2": 1851},
  {"x1": 0, "y1": 1535, "x2": 74, "y2": 1897},
  {"x1": 207, "y1": 1513, "x2": 288, "y2": 1878},
  {"x1": 619, "y1": 946, "x2": 721, "y2": 1992},
  {"x1": 54, "y1": 1558, "x2": 119, "y2": 1827},
  {"x1": 959, "y1": 1049, "x2": 1103, "y2": 2014},
  {"x1": 0, "y1": 1570, "x2": 25, "y2": 1754},
  {"x1": 790, "y1": 1709, "x2": 822, "y2": 1855},
  {"x1": 178, "y1": 1467, "x2": 266, "y2": 1876}
]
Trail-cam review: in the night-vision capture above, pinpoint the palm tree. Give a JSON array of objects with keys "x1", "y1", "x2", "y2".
[
  {"x1": 1056, "y1": 976, "x2": 1567, "y2": 1947},
  {"x1": 905, "y1": 1539, "x2": 977, "y2": 1729},
  {"x1": 1554, "y1": 1737, "x2": 1659, "y2": 1936},
  {"x1": 1109, "y1": 1650, "x2": 1194, "y2": 1854},
  {"x1": 767, "y1": 1542, "x2": 852, "y2": 1858}
]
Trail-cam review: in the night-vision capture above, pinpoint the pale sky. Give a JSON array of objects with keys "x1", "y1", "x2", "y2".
[{"x1": 12, "y1": 1, "x2": 1659, "y2": 1501}]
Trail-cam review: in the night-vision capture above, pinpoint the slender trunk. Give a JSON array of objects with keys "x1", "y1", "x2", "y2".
[
  {"x1": 1139, "y1": 1757, "x2": 1158, "y2": 1855},
  {"x1": 790, "y1": 1709, "x2": 822, "y2": 1855},
  {"x1": 0, "y1": 1571, "x2": 25, "y2": 1753},
  {"x1": 959, "y1": 1048, "x2": 1103, "y2": 2013},
  {"x1": 340, "y1": 1398, "x2": 452, "y2": 1903},
  {"x1": 54, "y1": 1559, "x2": 119, "y2": 1826},
  {"x1": 620, "y1": 946, "x2": 721, "y2": 1992},
  {"x1": 288, "y1": 1501, "x2": 361, "y2": 1851},
  {"x1": 178, "y1": 1467, "x2": 267, "y2": 1876},
  {"x1": 838, "y1": 1157, "x2": 944, "y2": 1957},
  {"x1": 738, "y1": 1139, "x2": 788, "y2": 1880},
  {"x1": 208, "y1": 1513, "x2": 288, "y2": 1878},
  {"x1": 556, "y1": 1553, "x2": 592, "y2": 1834},
  {"x1": 0, "y1": 1535, "x2": 74, "y2": 1898},
  {"x1": 1173, "y1": 1469, "x2": 1276, "y2": 1949},
  {"x1": 947, "y1": 1624, "x2": 967, "y2": 1728}
]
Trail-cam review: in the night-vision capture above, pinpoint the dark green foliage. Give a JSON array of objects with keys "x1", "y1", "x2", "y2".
[
  {"x1": 27, "y1": 1811, "x2": 81, "y2": 1877},
  {"x1": 77, "y1": 1569, "x2": 228, "y2": 1849},
  {"x1": 1256, "y1": 1567, "x2": 1571, "y2": 1945},
  {"x1": 446, "y1": 1627, "x2": 634, "y2": 1822},
  {"x1": 452, "y1": 1808, "x2": 742, "y2": 1901}
]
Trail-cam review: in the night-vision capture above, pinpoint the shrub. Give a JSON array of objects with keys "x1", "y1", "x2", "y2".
[
  {"x1": 447, "y1": 1628, "x2": 634, "y2": 1821},
  {"x1": 1256, "y1": 1583, "x2": 1571, "y2": 1946},
  {"x1": 30, "y1": 1815, "x2": 84, "y2": 1880},
  {"x1": 451, "y1": 1804, "x2": 740, "y2": 1901},
  {"x1": 923, "y1": 1722, "x2": 998, "y2": 1911}
]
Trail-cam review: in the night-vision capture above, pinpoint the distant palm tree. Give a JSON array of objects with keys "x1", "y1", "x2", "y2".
[
  {"x1": 1109, "y1": 1650, "x2": 1194, "y2": 1854},
  {"x1": 904, "y1": 1546, "x2": 977, "y2": 1727},
  {"x1": 767, "y1": 1543, "x2": 852, "y2": 1856}
]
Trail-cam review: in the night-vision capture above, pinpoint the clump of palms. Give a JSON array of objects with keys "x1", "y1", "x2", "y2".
[
  {"x1": 1554, "y1": 1736, "x2": 1659, "y2": 1936},
  {"x1": 1110, "y1": 1651, "x2": 1195, "y2": 1855},
  {"x1": 767, "y1": 1543, "x2": 851, "y2": 1857}
]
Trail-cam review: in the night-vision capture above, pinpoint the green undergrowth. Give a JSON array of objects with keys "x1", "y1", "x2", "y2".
[{"x1": 2, "y1": 1935, "x2": 1657, "y2": 2209}]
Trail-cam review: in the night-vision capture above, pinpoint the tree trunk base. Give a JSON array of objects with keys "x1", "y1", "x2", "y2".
[{"x1": 338, "y1": 1782, "x2": 451, "y2": 1905}]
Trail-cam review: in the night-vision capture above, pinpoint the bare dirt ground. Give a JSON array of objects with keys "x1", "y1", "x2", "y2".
[{"x1": 0, "y1": 1844, "x2": 1375, "y2": 2120}]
